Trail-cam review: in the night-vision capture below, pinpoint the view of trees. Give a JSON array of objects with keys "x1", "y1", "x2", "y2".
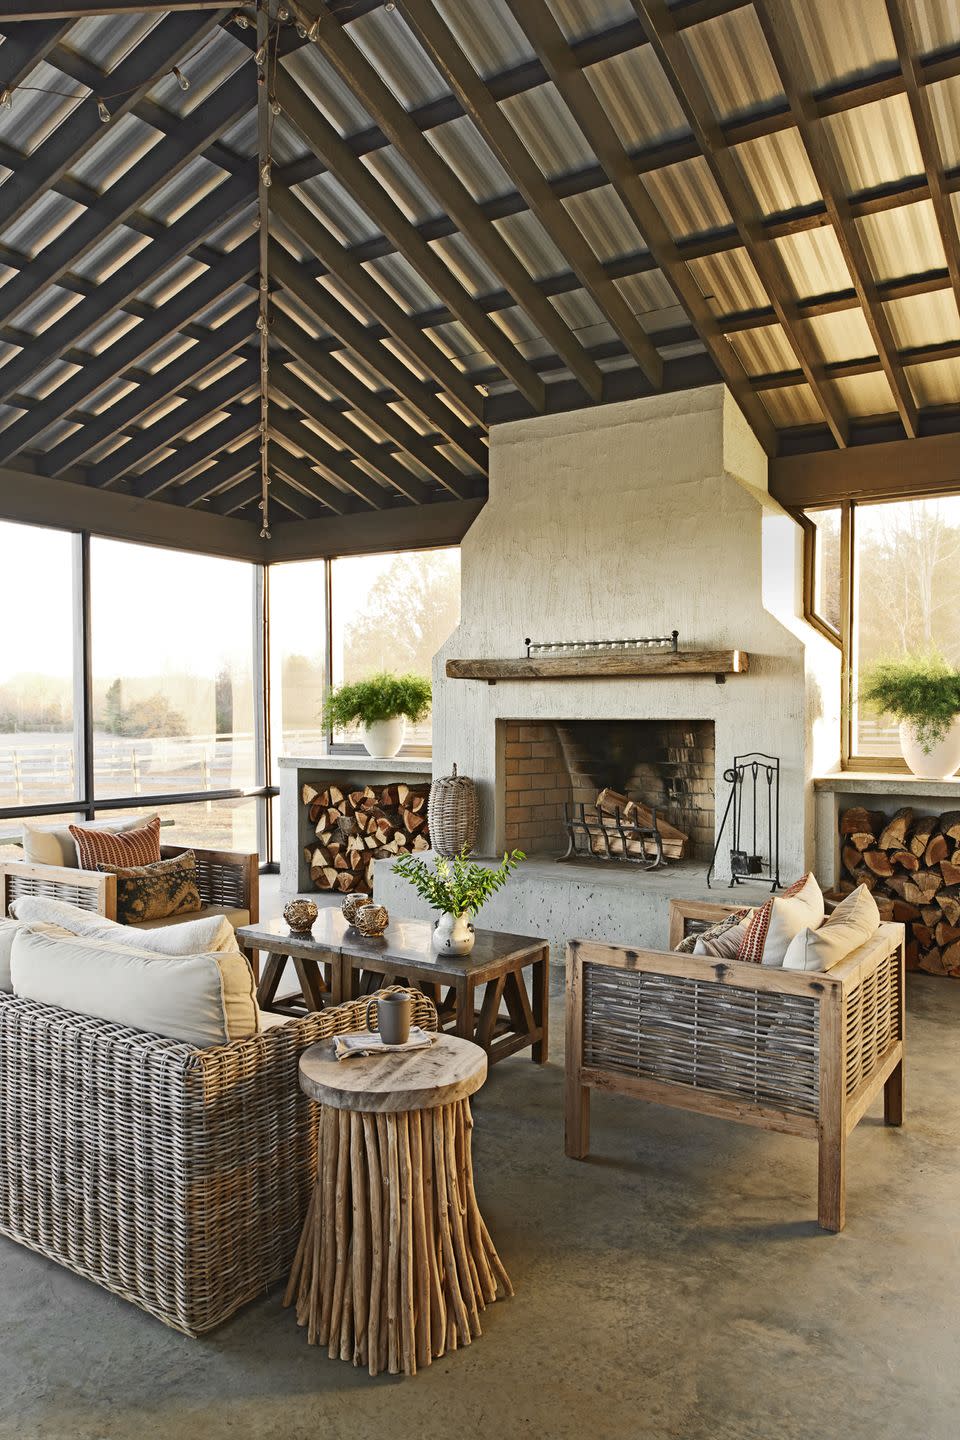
[
  {"x1": 0, "y1": 674, "x2": 71, "y2": 734},
  {"x1": 100, "y1": 679, "x2": 188, "y2": 739},
  {"x1": 337, "y1": 551, "x2": 461, "y2": 682}
]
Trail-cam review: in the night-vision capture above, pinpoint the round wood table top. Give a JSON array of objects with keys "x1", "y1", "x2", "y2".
[{"x1": 299, "y1": 1033, "x2": 487, "y2": 1113}]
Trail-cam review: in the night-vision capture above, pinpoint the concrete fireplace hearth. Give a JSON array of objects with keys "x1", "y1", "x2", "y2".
[{"x1": 373, "y1": 385, "x2": 841, "y2": 956}]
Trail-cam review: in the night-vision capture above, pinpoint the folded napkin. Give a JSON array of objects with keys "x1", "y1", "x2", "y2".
[{"x1": 334, "y1": 1027, "x2": 435, "y2": 1061}]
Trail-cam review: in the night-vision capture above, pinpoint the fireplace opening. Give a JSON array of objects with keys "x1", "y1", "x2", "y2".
[{"x1": 500, "y1": 719, "x2": 716, "y2": 864}]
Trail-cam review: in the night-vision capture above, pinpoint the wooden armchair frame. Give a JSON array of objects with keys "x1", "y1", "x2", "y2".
[
  {"x1": 0, "y1": 844, "x2": 260, "y2": 966},
  {"x1": 566, "y1": 899, "x2": 905, "y2": 1231}
]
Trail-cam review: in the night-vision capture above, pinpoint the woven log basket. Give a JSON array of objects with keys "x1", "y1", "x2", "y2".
[{"x1": 428, "y1": 763, "x2": 479, "y2": 857}]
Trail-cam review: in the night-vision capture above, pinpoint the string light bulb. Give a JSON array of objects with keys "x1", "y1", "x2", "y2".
[
  {"x1": 173, "y1": 66, "x2": 190, "y2": 91},
  {"x1": 97, "y1": 99, "x2": 111, "y2": 123},
  {"x1": 0, "y1": 89, "x2": 11, "y2": 108},
  {"x1": 260, "y1": 162, "x2": 272, "y2": 188},
  {"x1": 254, "y1": 43, "x2": 267, "y2": 65},
  {"x1": 270, "y1": 97, "x2": 282, "y2": 115},
  {"x1": 233, "y1": 11, "x2": 250, "y2": 28}
]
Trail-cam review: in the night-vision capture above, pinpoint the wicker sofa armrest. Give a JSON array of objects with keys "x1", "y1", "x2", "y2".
[
  {"x1": 0, "y1": 988, "x2": 437, "y2": 1338},
  {"x1": 161, "y1": 844, "x2": 259, "y2": 923},
  {"x1": 0, "y1": 859, "x2": 117, "y2": 919}
]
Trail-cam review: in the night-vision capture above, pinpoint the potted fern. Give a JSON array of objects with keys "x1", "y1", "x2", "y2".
[
  {"x1": 323, "y1": 672, "x2": 432, "y2": 757},
  {"x1": 860, "y1": 652, "x2": 960, "y2": 778},
  {"x1": 392, "y1": 848, "x2": 525, "y2": 954}
]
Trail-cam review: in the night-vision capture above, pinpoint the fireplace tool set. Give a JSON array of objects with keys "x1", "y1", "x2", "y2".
[{"x1": 707, "y1": 752, "x2": 782, "y2": 890}]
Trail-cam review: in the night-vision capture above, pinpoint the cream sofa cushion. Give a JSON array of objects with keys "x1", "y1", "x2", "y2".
[
  {"x1": 8, "y1": 895, "x2": 238, "y2": 955},
  {"x1": 10, "y1": 928, "x2": 259, "y2": 1046},
  {"x1": 131, "y1": 904, "x2": 250, "y2": 933},
  {"x1": 783, "y1": 885, "x2": 881, "y2": 973},
  {"x1": 21, "y1": 812, "x2": 160, "y2": 870},
  {"x1": 0, "y1": 917, "x2": 20, "y2": 992}
]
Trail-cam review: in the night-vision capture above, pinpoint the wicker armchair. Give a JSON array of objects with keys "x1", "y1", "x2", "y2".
[
  {"x1": 565, "y1": 900, "x2": 905, "y2": 1231},
  {"x1": 0, "y1": 988, "x2": 438, "y2": 1336}
]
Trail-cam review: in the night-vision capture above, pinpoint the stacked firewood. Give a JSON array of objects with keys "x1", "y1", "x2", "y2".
[
  {"x1": 302, "y1": 780, "x2": 431, "y2": 893},
  {"x1": 838, "y1": 805, "x2": 960, "y2": 977}
]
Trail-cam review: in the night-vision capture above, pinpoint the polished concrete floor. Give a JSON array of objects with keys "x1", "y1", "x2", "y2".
[{"x1": 1, "y1": 967, "x2": 958, "y2": 1440}]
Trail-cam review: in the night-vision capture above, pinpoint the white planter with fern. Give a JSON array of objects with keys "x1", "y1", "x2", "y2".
[{"x1": 392, "y1": 848, "x2": 525, "y2": 959}]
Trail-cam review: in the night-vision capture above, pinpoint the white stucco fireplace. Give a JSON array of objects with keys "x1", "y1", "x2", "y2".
[{"x1": 374, "y1": 385, "x2": 841, "y2": 956}]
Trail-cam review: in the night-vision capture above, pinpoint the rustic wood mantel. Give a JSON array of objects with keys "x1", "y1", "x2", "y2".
[{"x1": 445, "y1": 650, "x2": 749, "y2": 682}]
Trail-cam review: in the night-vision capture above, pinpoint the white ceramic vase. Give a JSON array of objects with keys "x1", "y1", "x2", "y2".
[
  {"x1": 899, "y1": 717, "x2": 960, "y2": 779},
  {"x1": 432, "y1": 911, "x2": 476, "y2": 956},
  {"x1": 361, "y1": 716, "x2": 406, "y2": 758}
]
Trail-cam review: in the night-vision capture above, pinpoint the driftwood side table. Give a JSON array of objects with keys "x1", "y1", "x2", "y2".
[{"x1": 285, "y1": 1033, "x2": 512, "y2": 1376}]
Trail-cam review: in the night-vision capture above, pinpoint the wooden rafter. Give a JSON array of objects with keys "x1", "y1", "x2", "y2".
[
  {"x1": 266, "y1": 443, "x2": 362, "y2": 516},
  {"x1": 398, "y1": 0, "x2": 663, "y2": 392},
  {"x1": 269, "y1": 404, "x2": 389, "y2": 511},
  {"x1": 884, "y1": 0, "x2": 960, "y2": 315},
  {"x1": 270, "y1": 185, "x2": 483, "y2": 424},
  {"x1": 269, "y1": 244, "x2": 485, "y2": 466},
  {"x1": 501, "y1": 0, "x2": 777, "y2": 452},
  {"x1": 0, "y1": 241, "x2": 257, "y2": 466},
  {"x1": 629, "y1": 0, "x2": 846, "y2": 447},
  {"x1": 274, "y1": 68, "x2": 548, "y2": 411},
  {"x1": 306, "y1": 4, "x2": 606, "y2": 405},
  {"x1": 271, "y1": 311, "x2": 474, "y2": 499},
  {"x1": 753, "y1": 0, "x2": 919, "y2": 439},
  {"x1": 133, "y1": 406, "x2": 259, "y2": 499}
]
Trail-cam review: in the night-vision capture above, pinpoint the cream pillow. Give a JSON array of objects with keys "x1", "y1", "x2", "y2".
[
  {"x1": 21, "y1": 812, "x2": 160, "y2": 869},
  {"x1": 693, "y1": 919, "x2": 751, "y2": 958},
  {"x1": 737, "y1": 873, "x2": 825, "y2": 966},
  {"x1": 0, "y1": 917, "x2": 81, "y2": 992},
  {"x1": 10, "y1": 927, "x2": 259, "y2": 1047},
  {"x1": 9, "y1": 895, "x2": 237, "y2": 955},
  {"x1": 783, "y1": 885, "x2": 881, "y2": 973}
]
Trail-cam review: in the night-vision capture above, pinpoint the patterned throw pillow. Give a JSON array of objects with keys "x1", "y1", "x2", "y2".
[
  {"x1": 97, "y1": 850, "x2": 202, "y2": 925},
  {"x1": 70, "y1": 815, "x2": 161, "y2": 872},
  {"x1": 736, "y1": 873, "x2": 817, "y2": 965},
  {"x1": 674, "y1": 908, "x2": 752, "y2": 953}
]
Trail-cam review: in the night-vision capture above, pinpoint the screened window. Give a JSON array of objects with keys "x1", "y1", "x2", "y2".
[
  {"x1": 329, "y1": 548, "x2": 461, "y2": 748},
  {"x1": 90, "y1": 539, "x2": 257, "y2": 798},
  {"x1": 806, "y1": 506, "x2": 841, "y2": 636},
  {"x1": 852, "y1": 497, "x2": 960, "y2": 757},
  {"x1": 269, "y1": 558, "x2": 327, "y2": 758},
  {"x1": 0, "y1": 521, "x2": 78, "y2": 809}
]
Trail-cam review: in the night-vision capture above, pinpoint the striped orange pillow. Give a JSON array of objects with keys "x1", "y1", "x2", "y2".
[{"x1": 70, "y1": 816, "x2": 162, "y2": 872}]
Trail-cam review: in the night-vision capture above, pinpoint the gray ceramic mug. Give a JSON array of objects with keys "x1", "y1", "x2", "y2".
[{"x1": 366, "y1": 991, "x2": 412, "y2": 1046}]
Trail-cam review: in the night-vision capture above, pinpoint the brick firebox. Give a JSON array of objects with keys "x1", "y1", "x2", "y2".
[{"x1": 500, "y1": 719, "x2": 716, "y2": 860}]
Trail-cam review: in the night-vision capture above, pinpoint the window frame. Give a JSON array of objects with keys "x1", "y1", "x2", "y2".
[{"x1": 801, "y1": 494, "x2": 960, "y2": 773}]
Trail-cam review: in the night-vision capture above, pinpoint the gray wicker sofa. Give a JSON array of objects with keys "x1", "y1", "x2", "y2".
[{"x1": 0, "y1": 986, "x2": 437, "y2": 1336}]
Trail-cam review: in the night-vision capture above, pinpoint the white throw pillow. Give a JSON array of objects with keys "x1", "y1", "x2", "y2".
[
  {"x1": 21, "y1": 812, "x2": 160, "y2": 870},
  {"x1": 0, "y1": 917, "x2": 80, "y2": 992},
  {"x1": 9, "y1": 895, "x2": 237, "y2": 955},
  {"x1": 783, "y1": 885, "x2": 881, "y2": 972},
  {"x1": 10, "y1": 928, "x2": 259, "y2": 1047},
  {"x1": 737, "y1": 873, "x2": 825, "y2": 966}
]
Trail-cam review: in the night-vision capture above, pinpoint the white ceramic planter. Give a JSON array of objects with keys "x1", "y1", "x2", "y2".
[
  {"x1": 361, "y1": 716, "x2": 406, "y2": 758},
  {"x1": 899, "y1": 717, "x2": 960, "y2": 779},
  {"x1": 432, "y1": 911, "x2": 476, "y2": 956}
]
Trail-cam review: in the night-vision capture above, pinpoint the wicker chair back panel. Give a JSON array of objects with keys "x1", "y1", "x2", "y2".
[
  {"x1": 844, "y1": 946, "x2": 902, "y2": 1096},
  {"x1": 582, "y1": 963, "x2": 821, "y2": 1117},
  {"x1": 0, "y1": 990, "x2": 437, "y2": 1335}
]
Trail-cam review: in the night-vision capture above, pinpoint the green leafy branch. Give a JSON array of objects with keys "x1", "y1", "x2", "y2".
[
  {"x1": 323, "y1": 672, "x2": 432, "y2": 729},
  {"x1": 860, "y1": 651, "x2": 960, "y2": 753},
  {"x1": 392, "y1": 847, "x2": 525, "y2": 917}
]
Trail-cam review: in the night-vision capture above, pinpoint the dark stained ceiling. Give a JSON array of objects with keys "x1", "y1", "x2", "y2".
[{"x1": 0, "y1": 0, "x2": 959, "y2": 545}]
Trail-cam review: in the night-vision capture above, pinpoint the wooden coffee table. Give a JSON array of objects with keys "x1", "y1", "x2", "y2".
[
  {"x1": 284, "y1": 1033, "x2": 512, "y2": 1375},
  {"x1": 238, "y1": 909, "x2": 550, "y2": 1066},
  {"x1": 236, "y1": 914, "x2": 337, "y2": 1017}
]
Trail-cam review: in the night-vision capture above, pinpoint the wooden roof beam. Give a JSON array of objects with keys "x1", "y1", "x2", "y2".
[
  {"x1": 754, "y1": 0, "x2": 919, "y2": 439},
  {"x1": 269, "y1": 404, "x2": 388, "y2": 511},
  {"x1": 503, "y1": 0, "x2": 777, "y2": 452},
  {"x1": 629, "y1": 0, "x2": 846, "y2": 447},
  {"x1": 274, "y1": 68, "x2": 549, "y2": 412},
  {"x1": 0, "y1": 239, "x2": 256, "y2": 465},
  {"x1": 133, "y1": 406, "x2": 259, "y2": 499},
  {"x1": 267, "y1": 442, "x2": 362, "y2": 516},
  {"x1": 271, "y1": 310, "x2": 474, "y2": 499},
  {"x1": 272, "y1": 363, "x2": 431, "y2": 506},
  {"x1": 400, "y1": 0, "x2": 662, "y2": 391},
  {"x1": 270, "y1": 185, "x2": 483, "y2": 424},
  {"x1": 306, "y1": 3, "x2": 603, "y2": 405},
  {"x1": 170, "y1": 440, "x2": 260, "y2": 508}
]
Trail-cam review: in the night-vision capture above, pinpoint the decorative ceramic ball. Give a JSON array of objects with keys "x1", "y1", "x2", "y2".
[
  {"x1": 341, "y1": 892, "x2": 370, "y2": 926},
  {"x1": 355, "y1": 903, "x2": 389, "y2": 938},
  {"x1": 283, "y1": 898, "x2": 318, "y2": 935}
]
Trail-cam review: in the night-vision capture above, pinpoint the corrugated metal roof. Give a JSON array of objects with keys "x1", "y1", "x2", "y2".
[
  {"x1": 684, "y1": 6, "x2": 784, "y2": 121},
  {"x1": 857, "y1": 201, "x2": 947, "y2": 282},
  {"x1": 884, "y1": 289, "x2": 960, "y2": 348},
  {"x1": 824, "y1": 95, "x2": 924, "y2": 194},
  {"x1": 734, "y1": 130, "x2": 821, "y2": 218},
  {"x1": 790, "y1": 0, "x2": 896, "y2": 89}
]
